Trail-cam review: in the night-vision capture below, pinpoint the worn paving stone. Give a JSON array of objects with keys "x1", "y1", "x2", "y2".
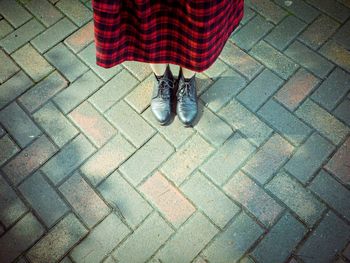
[
  {"x1": 27, "y1": 213, "x2": 88, "y2": 263},
  {"x1": 266, "y1": 171, "x2": 326, "y2": 227},
  {"x1": 0, "y1": 173, "x2": 28, "y2": 227},
  {"x1": 59, "y1": 172, "x2": 110, "y2": 228},
  {"x1": 0, "y1": 0, "x2": 32, "y2": 28},
  {"x1": 64, "y1": 20, "x2": 94, "y2": 53},
  {"x1": 155, "y1": 212, "x2": 219, "y2": 263},
  {"x1": 98, "y1": 170, "x2": 152, "y2": 229},
  {"x1": 18, "y1": 171, "x2": 69, "y2": 228},
  {"x1": 202, "y1": 211, "x2": 264, "y2": 263},
  {"x1": 306, "y1": 0, "x2": 350, "y2": 22},
  {"x1": 274, "y1": 0, "x2": 319, "y2": 23},
  {"x1": 296, "y1": 211, "x2": 350, "y2": 263},
  {"x1": 319, "y1": 40, "x2": 350, "y2": 73},
  {"x1": 56, "y1": 0, "x2": 92, "y2": 27},
  {"x1": 0, "y1": 134, "x2": 19, "y2": 166},
  {"x1": 0, "y1": 212, "x2": 44, "y2": 263},
  {"x1": 0, "y1": 49, "x2": 19, "y2": 84},
  {"x1": 122, "y1": 61, "x2": 153, "y2": 81},
  {"x1": 295, "y1": 98, "x2": 349, "y2": 145},
  {"x1": 245, "y1": 0, "x2": 287, "y2": 24},
  {"x1": 70, "y1": 213, "x2": 130, "y2": 263},
  {"x1": 333, "y1": 19, "x2": 350, "y2": 50},
  {"x1": 139, "y1": 171, "x2": 196, "y2": 228},
  {"x1": 80, "y1": 133, "x2": 135, "y2": 186},
  {"x1": 0, "y1": 19, "x2": 13, "y2": 39},
  {"x1": 252, "y1": 212, "x2": 307, "y2": 263},
  {"x1": 284, "y1": 132, "x2": 335, "y2": 184},
  {"x1": 24, "y1": 0, "x2": 63, "y2": 27},
  {"x1": 334, "y1": 98, "x2": 350, "y2": 126}
]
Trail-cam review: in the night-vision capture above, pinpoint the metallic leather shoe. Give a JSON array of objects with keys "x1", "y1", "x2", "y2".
[
  {"x1": 151, "y1": 64, "x2": 175, "y2": 125},
  {"x1": 176, "y1": 68, "x2": 198, "y2": 126}
]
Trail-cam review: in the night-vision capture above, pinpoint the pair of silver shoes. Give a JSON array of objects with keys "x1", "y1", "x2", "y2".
[{"x1": 151, "y1": 65, "x2": 198, "y2": 126}]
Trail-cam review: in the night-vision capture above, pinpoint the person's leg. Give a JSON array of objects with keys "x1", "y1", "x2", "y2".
[
  {"x1": 181, "y1": 66, "x2": 196, "y2": 79},
  {"x1": 149, "y1": 63, "x2": 168, "y2": 77}
]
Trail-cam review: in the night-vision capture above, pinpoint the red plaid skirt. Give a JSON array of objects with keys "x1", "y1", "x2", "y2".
[{"x1": 92, "y1": 0, "x2": 244, "y2": 72}]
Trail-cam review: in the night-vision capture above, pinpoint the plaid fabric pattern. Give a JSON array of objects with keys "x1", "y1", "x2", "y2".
[{"x1": 92, "y1": 0, "x2": 244, "y2": 72}]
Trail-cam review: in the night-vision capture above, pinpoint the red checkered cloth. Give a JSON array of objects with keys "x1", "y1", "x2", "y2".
[{"x1": 92, "y1": 0, "x2": 244, "y2": 72}]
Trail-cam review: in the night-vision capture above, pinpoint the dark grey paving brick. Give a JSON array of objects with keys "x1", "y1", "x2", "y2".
[
  {"x1": 311, "y1": 67, "x2": 350, "y2": 111},
  {"x1": 334, "y1": 98, "x2": 350, "y2": 126},
  {"x1": 285, "y1": 41, "x2": 334, "y2": 79},
  {"x1": 0, "y1": 173, "x2": 28, "y2": 227},
  {"x1": 284, "y1": 132, "x2": 335, "y2": 184},
  {"x1": 0, "y1": 135, "x2": 19, "y2": 166},
  {"x1": 98, "y1": 170, "x2": 153, "y2": 229},
  {"x1": 306, "y1": 0, "x2": 350, "y2": 22},
  {"x1": 265, "y1": 15, "x2": 306, "y2": 51},
  {"x1": 0, "y1": 213, "x2": 44, "y2": 263},
  {"x1": 31, "y1": 18, "x2": 77, "y2": 53},
  {"x1": 297, "y1": 211, "x2": 350, "y2": 263},
  {"x1": 0, "y1": 0, "x2": 32, "y2": 28},
  {"x1": 18, "y1": 171, "x2": 69, "y2": 227},
  {"x1": 333, "y1": 19, "x2": 350, "y2": 50},
  {"x1": 0, "y1": 49, "x2": 19, "y2": 84},
  {"x1": 252, "y1": 212, "x2": 307, "y2": 263},
  {"x1": 266, "y1": 171, "x2": 326, "y2": 227},
  {"x1": 249, "y1": 40, "x2": 299, "y2": 80},
  {"x1": 319, "y1": 40, "x2": 350, "y2": 73},
  {"x1": 309, "y1": 169, "x2": 350, "y2": 221},
  {"x1": 245, "y1": 0, "x2": 287, "y2": 24},
  {"x1": 24, "y1": 0, "x2": 63, "y2": 27},
  {"x1": 56, "y1": 0, "x2": 92, "y2": 26},
  {"x1": 237, "y1": 68, "x2": 284, "y2": 112},
  {"x1": 274, "y1": 0, "x2": 319, "y2": 23},
  {"x1": 202, "y1": 211, "x2": 263, "y2": 263},
  {"x1": 0, "y1": 101, "x2": 42, "y2": 148},
  {"x1": 45, "y1": 42, "x2": 88, "y2": 82}
]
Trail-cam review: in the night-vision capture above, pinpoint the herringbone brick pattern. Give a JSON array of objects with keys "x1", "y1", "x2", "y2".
[{"x1": 0, "y1": 0, "x2": 350, "y2": 262}]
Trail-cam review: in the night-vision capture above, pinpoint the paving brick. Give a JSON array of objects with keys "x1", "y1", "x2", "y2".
[
  {"x1": 201, "y1": 58, "x2": 228, "y2": 79},
  {"x1": 64, "y1": 20, "x2": 94, "y2": 53},
  {"x1": 265, "y1": 15, "x2": 306, "y2": 51},
  {"x1": 105, "y1": 100, "x2": 155, "y2": 148},
  {"x1": 309, "y1": 169, "x2": 350, "y2": 221},
  {"x1": 311, "y1": 67, "x2": 350, "y2": 111},
  {"x1": 0, "y1": 0, "x2": 32, "y2": 28},
  {"x1": 252, "y1": 212, "x2": 306, "y2": 263},
  {"x1": 89, "y1": 69, "x2": 139, "y2": 112},
  {"x1": 98, "y1": 170, "x2": 152, "y2": 228},
  {"x1": 200, "y1": 68, "x2": 247, "y2": 112},
  {"x1": 218, "y1": 98, "x2": 273, "y2": 147},
  {"x1": 53, "y1": 70, "x2": 103, "y2": 114},
  {"x1": 319, "y1": 40, "x2": 350, "y2": 73},
  {"x1": 201, "y1": 132, "x2": 256, "y2": 185},
  {"x1": 231, "y1": 14, "x2": 273, "y2": 51},
  {"x1": 219, "y1": 41, "x2": 263, "y2": 80},
  {"x1": 284, "y1": 132, "x2": 335, "y2": 184},
  {"x1": 27, "y1": 213, "x2": 88, "y2": 263},
  {"x1": 298, "y1": 14, "x2": 340, "y2": 50},
  {"x1": 344, "y1": 243, "x2": 350, "y2": 260},
  {"x1": 120, "y1": 134, "x2": 173, "y2": 186},
  {"x1": 70, "y1": 213, "x2": 130, "y2": 263},
  {"x1": 0, "y1": 212, "x2": 44, "y2": 263},
  {"x1": 0, "y1": 173, "x2": 28, "y2": 227},
  {"x1": 0, "y1": 19, "x2": 13, "y2": 39},
  {"x1": 0, "y1": 134, "x2": 19, "y2": 166},
  {"x1": 0, "y1": 49, "x2": 19, "y2": 83},
  {"x1": 31, "y1": 18, "x2": 77, "y2": 53},
  {"x1": 56, "y1": 0, "x2": 92, "y2": 26},
  {"x1": 78, "y1": 42, "x2": 122, "y2": 81},
  {"x1": 274, "y1": 0, "x2": 319, "y2": 23},
  {"x1": 41, "y1": 134, "x2": 95, "y2": 185},
  {"x1": 155, "y1": 212, "x2": 218, "y2": 263},
  {"x1": 249, "y1": 40, "x2": 299, "y2": 80},
  {"x1": 24, "y1": 0, "x2": 63, "y2": 27},
  {"x1": 139, "y1": 171, "x2": 196, "y2": 228},
  {"x1": 333, "y1": 19, "x2": 350, "y2": 50},
  {"x1": 202, "y1": 211, "x2": 263, "y2": 263},
  {"x1": 0, "y1": 18, "x2": 45, "y2": 54},
  {"x1": 239, "y1": 5, "x2": 255, "y2": 25},
  {"x1": 33, "y1": 101, "x2": 79, "y2": 147},
  {"x1": 44, "y1": 42, "x2": 88, "y2": 82},
  {"x1": 18, "y1": 171, "x2": 69, "y2": 227},
  {"x1": 59, "y1": 172, "x2": 110, "y2": 228},
  {"x1": 122, "y1": 61, "x2": 153, "y2": 81},
  {"x1": 181, "y1": 171, "x2": 240, "y2": 228},
  {"x1": 297, "y1": 211, "x2": 350, "y2": 263},
  {"x1": 113, "y1": 212, "x2": 173, "y2": 263},
  {"x1": 334, "y1": 98, "x2": 350, "y2": 126},
  {"x1": 69, "y1": 101, "x2": 117, "y2": 147},
  {"x1": 325, "y1": 136, "x2": 350, "y2": 185},
  {"x1": 161, "y1": 134, "x2": 214, "y2": 186},
  {"x1": 245, "y1": 0, "x2": 287, "y2": 24},
  {"x1": 237, "y1": 68, "x2": 284, "y2": 112},
  {"x1": 274, "y1": 68, "x2": 320, "y2": 111},
  {"x1": 19, "y1": 71, "x2": 67, "y2": 113},
  {"x1": 2, "y1": 135, "x2": 57, "y2": 185},
  {"x1": 306, "y1": 0, "x2": 350, "y2": 22},
  {"x1": 285, "y1": 41, "x2": 334, "y2": 79},
  {"x1": 258, "y1": 99, "x2": 312, "y2": 145},
  {"x1": 295, "y1": 98, "x2": 349, "y2": 145},
  {"x1": 266, "y1": 171, "x2": 326, "y2": 227},
  {"x1": 224, "y1": 170, "x2": 283, "y2": 227},
  {"x1": 80, "y1": 133, "x2": 135, "y2": 186},
  {"x1": 0, "y1": 102, "x2": 42, "y2": 147}
]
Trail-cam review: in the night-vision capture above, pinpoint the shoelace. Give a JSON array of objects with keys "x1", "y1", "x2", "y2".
[
  {"x1": 177, "y1": 80, "x2": 193, "y2": 101},
  {"x1": 157, "y1": 78, "x2": 174, "y2": 99}
]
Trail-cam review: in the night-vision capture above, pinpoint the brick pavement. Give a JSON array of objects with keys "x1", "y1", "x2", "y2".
[{"x1": 0, "y1": 0, "x2": 350, "y2": 262}]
